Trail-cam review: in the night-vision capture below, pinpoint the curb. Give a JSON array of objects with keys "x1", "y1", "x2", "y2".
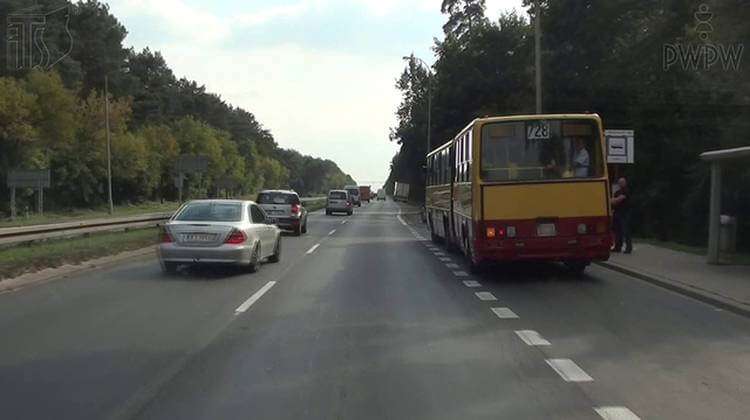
[
  {"x1": 0, "y1": 246, "x2": 155, "y2": 294},
  {"x1": 597, "y1": 261, "x2": 750, "y2": 318}
]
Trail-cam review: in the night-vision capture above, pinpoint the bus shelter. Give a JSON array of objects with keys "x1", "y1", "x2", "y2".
[{"x1": 699, "y1": 146, "x2": 750, "y2": 264}]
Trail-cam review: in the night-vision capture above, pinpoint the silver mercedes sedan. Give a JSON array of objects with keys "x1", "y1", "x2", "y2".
[{"x1": 157, "y1": 200, "x2": 281, "y2": 274}]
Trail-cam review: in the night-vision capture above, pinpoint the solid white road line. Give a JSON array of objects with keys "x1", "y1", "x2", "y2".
[
  {"x1": 453, "y1": 271, "x2": 469, "y2": 277},
  {"x1": 594, "y1": 407, "x2": 641, "y2": 420},
  {"x1": 235, "y1": 281, "x2": 277, "y2": 314},
  {"x1": 306, "y1": 243, "x2": 321, "y2": 254},
  {"x1": 514, "y1": 330, "x2": 550, "y2": 346},
  {"x1": 446, "y1": 263, "x2": 459, "y2": 268},
  {"x1": 491, "y1": 307, "x2": 519, "y2": 319},
  {"x1": 328, "y1": 229, "x2": 336, "y2": 236},
  {"x1": 545, "y1": 359, "x2": 594, "y2": 382},
  {"x1": 463, "y1": 280, "x2": 482, "y2": 288},
  {"x1": 475, "y1": 291, "x2": 498, "y2": 301}
]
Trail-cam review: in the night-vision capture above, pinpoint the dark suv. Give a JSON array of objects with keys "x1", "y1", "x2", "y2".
[{"x1": 256, "y1": 190, "x2": 308, "y2": 236}]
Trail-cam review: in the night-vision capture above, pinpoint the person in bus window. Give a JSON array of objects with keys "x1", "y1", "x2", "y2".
[{"x1": 572, "y1": 137, "x2": 590, "y2": 177}]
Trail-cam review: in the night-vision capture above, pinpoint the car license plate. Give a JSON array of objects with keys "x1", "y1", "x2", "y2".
[
  {"x1": 536, "y1": 223, "x2": 556, "y2": 237},
  {"x1": 182, "y1": 233, "x2": 215, "y2": 242}
]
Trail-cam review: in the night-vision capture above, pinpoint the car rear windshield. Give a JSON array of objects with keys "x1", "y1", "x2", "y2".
[
  {"x1": 346, "y1": 188, "x2": 359, "y2": 196},
  {"x1": 329, "y1": 191, "x2": 347, "y2": 199},
  {"x1": 173, "y1": 202, "x2": 243, "y2": 222},
  {"x1": 256, "y1": 192, "x2": 300, "y2": 205}
]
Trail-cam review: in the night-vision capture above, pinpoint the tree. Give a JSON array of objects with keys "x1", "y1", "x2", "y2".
[{"x1": 441, "y1": 0, "x2": 487, "y2": 39}]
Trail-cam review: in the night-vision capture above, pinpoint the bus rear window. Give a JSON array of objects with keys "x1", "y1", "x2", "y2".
[{"x1": 480, "y1": 119, "x2": 602, "y2": 182}]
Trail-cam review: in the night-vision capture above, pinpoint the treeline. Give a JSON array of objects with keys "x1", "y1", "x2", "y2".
[
  {"x1": 387, "y1": 0, "x2": 749, "y2": 248},
  {"x1": 0, "y1": 0, "x2": 354, "y2": 215}
]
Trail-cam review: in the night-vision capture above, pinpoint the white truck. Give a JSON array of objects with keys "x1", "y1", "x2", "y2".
[{"x1": 393, "y1": 182, "x2": 410, "y2": 202}]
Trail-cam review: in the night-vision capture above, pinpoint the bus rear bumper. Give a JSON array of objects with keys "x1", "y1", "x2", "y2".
[{"x1": 473, "y1": 234, "x2": 611, "y2": 263}]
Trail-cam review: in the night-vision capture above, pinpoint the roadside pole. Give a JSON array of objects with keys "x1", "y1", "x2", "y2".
[
  {"x1": 105, "y1": 75, "x2": 114, "y2": 215},
  {"x1": 10, "y1": 186, "x2": 16, "y2": 220},
  {"x1": 534, "y1": 0, "x2": 542, "y2": 114}
]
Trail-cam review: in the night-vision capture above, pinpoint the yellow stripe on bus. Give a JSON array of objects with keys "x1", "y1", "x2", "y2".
[{"x1": 482, "y1": 181, "x2": 608, "y2": 220}]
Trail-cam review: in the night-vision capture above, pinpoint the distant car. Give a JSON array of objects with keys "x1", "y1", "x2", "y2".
[
  {"x1": 344, "y1": 185, "x2": 361, "y2": 207},
  {"x1": 377, "y1": 188, "x2": 386, "y2": 201},
  {"x1": 157, "y1": 200, "x2": 281, "y2": 274},
  {"x1": 256, "y1": 190, "x2": 308, "y2": 236},
  {"x1": 326, "y1": 190, "x2": 353, "y2": 215}
]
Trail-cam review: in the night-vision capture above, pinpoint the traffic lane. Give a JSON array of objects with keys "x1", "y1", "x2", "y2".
[
  {"x1": 403, "y1": 196, "x2": 750, "y2": 420},
  {"x1": 0, "y1": 213, "x2": 339, "y2": 420},
  {"x1": 135, "y1": 210, "x2": 599, "y2": 420},
  {"x1": 461, "y1": 261, "x2": 750, "y2": 420}
]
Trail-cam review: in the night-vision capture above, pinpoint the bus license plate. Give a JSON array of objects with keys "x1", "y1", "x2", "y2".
[{"x1": 537, "y1": 223, "x2": 556, "y2": 237}]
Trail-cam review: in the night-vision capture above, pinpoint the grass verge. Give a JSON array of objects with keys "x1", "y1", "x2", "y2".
[
  {"x1": 0, "y1": 201, "x2": 179, "y2": 229},
  {"x1": 637, "y1": 237, "x2": 750, "y2": 265},
  {"x1": 0, "y1": 228, "x2": 157, "y2": 280}
]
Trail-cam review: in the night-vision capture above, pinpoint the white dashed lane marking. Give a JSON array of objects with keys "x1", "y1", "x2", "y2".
[
  {"x1": 545, "y1": 359, "x2": 594, "y2": 382},
  {"x1": 463, "y1": 280, "x2": 482, "y2": 288},
  {"x1": 235, "y1": 281, "x2": 276, "y2": 314},
  {"x1": 433, "y1": 252, "x2": 446, "y2": 256},
  {"x1": 453, "y1": 271, "x2": 469, "y2": 277},
  {"x1": 438, "y1": 257, "x2": 452, "y2": 262},
  {"x1": 341, "y1": 220, "x2": 347, "y2": 224},
  {"x1": 514, "y1": 330, "x2": 550, "y2": 346},
  {"x1": 305, "y1": 244, "x2": 321, "y2": 255},
  {"x1": 328, "y1": 229, "x2": 336, "y2": 236},
  {"x1": 593, "y1": 407, "x2": 641, "y2": 420},
  {"x1": 491, "y1": 307, "x2": 519, "y2": 319},
  {"x1": 446, "y1": 263, "x2": 459, "y2": 268},
  {"x1": 475, "y1": 291, "x2": 497, "y2": 301}
]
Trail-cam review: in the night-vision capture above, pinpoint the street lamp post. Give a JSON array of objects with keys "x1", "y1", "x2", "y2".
[{"x1": 403, "y1": 56, "x2": 432, "y2": 153}]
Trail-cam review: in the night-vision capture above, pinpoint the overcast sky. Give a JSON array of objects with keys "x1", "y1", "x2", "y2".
[{"x1": 108, "y1": 0, "x2": 526, "y2": 189}]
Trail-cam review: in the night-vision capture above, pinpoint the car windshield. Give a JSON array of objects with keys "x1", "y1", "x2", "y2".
[
  {"x1": 256, "y1": 192, "x2": 300, "y2": 205},
  {"x1": 173, "y1": 202, "x2": 243, "y2": 222},
  {"x1": 329, "y1": 192, "x2": 347, "y2": 199},
  {"x1": 481, "y1": 120, "x2": 603, "y2": 182}
]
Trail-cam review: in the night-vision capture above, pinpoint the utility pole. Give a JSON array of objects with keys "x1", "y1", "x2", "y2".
[
  {"x1": 534, "y1": 0, "x2": 543, "y2": 114},
  {"x1": 105, "y1": 75, "x2": 114, "y2": 215}
]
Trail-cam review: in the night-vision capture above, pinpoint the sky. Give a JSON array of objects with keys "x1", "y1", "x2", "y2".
[{"x1": 107, "y1": 0, "x2": 526, "y2": 189}]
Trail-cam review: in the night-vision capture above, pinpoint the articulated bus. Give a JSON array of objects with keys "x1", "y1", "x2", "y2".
[{"x1": 425, "y1": 114, "x2": 612, "y2": 273}]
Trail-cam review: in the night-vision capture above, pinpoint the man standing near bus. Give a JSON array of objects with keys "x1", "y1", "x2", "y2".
[{"x1": 612, "y1": 177, "x2": 633, "y2": 253}]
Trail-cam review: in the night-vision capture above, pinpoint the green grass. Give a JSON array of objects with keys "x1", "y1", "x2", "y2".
[
  {"x1": 636, "y1": 237, "x2": 750, "y2": 265},
  {"x1": 0, "y1": 227, "x2": 158, "y2": 280},
  {"x1": 0, "y1": 201, "x2": 179, "y2": 229}
]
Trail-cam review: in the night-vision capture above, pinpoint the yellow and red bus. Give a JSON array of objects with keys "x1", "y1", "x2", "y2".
[{"x1": 425, "y1": 114, "x2": 611, "y2": 273}]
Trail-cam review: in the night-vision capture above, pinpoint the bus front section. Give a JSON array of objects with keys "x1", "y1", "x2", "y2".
[{"x1": 473, "y1": 116, "x2": 612, "y2": 268}]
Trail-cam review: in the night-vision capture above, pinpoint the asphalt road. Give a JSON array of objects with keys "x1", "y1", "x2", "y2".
[{"x1": 1, "y1": 199, "x2": 749, "y2": 419}]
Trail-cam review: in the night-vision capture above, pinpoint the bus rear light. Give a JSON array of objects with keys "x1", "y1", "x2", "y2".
[
  {"x1": 577, "y1": 223, "x2": 587, "y2": 234},
  {"x1": 486, "y1": 227, "x2": 496, "y2": 239},
  {"x1": 485, "y1": 226, "x2": 505, "y2": 239}
]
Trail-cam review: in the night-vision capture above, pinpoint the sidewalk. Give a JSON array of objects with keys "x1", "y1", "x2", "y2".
[{"x1": 598, "y1": 243, "x2": 750, "y2": 317}]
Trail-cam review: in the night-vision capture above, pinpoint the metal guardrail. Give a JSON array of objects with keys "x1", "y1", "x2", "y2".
[{"x1": 0, "y1": 197, "x2": 327, "y2": 247}]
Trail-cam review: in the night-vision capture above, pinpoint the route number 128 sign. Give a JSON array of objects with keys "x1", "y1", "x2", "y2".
[{"x1": 526, "y1": 120, "x2": 550, "y2": 140}]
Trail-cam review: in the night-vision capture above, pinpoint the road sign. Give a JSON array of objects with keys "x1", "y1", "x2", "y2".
[
  {"x1": 175, "y1": 155, "x2": 209, "y2": 174},
  {"x1": 7, "y1": 169, "x2": 51, "y2": 188},
  {"x1": 605, "y1": 129, "x2": 635, "y2": 164},
  {"x1": 6, "y1": 169, "x2": 51, "y2": 219},
  {"x1": 215, "y1": 177, "x2": 239, "y2": 190}
]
